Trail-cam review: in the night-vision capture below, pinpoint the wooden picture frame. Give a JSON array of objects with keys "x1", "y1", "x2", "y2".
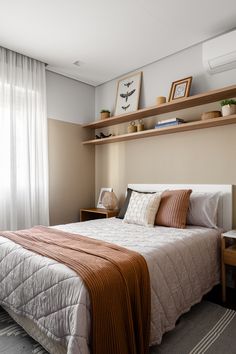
[
  {"x1": 168, "y1": 76, "x2": 192, "y2": 102},
  {"x1": 97, "y1": 187, "x2": 113, "y2": 208},
  {"x1": 114, "y1": 72, "x2": 142, "y2": 116}
]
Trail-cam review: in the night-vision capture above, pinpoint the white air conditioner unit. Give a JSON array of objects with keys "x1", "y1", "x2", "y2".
[{"x1": 202, "y1": 30, "x2": 236, "y2": 74}]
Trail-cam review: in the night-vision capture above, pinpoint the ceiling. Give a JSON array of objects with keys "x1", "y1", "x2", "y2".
[{"x1": 0, "y1": 0, "x2": 235, "y2": 86}]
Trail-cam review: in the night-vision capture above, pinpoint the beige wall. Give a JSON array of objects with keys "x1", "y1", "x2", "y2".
[
  {"x1": 48, "y1": 119, "x2": 95, "y2": 225},
  {"x1": 96, "y1": 122, "x2": 236, "y2": 227}
]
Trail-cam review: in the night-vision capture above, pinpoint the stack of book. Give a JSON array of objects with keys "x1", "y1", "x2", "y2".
[{"x1": 155, "y1": 118, "x2": 185, "y2": 129}]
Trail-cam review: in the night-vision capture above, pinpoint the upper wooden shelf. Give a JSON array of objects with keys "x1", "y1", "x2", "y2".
[
  {"x1": 82, "y1": 85, "x2": 236, "y2": 129},
  {"x1": 82, "y1": 115, "x2": 236, "y2": 145}
]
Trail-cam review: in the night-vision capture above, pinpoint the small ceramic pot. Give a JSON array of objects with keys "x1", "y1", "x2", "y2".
[
  {"x1": 221, "y1": 105, "x2": 236, "y2": 117},
  {"x1": 100, "y1": 112, "x2": 110, "y2": 120},
  {"x1": 156, "y1": 96, "x2": 166, "y2": 106}
]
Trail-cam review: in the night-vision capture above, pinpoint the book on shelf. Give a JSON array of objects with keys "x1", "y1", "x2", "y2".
[
  {"x1": 157, "y1": 117, "x2": 185, "y2": 124},
  {"x1": 155, "y1": 121, "x2": 185, "y2": 128}
]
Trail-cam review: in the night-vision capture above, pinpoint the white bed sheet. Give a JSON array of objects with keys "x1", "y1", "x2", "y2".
[{"x1": 0, "y1": 218, "x2": 221, "y2": 354}]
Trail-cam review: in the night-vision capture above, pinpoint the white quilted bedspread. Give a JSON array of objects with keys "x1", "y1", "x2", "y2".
[{"x1": 0, "y1": 218, "x2": 221, "y2": 354}]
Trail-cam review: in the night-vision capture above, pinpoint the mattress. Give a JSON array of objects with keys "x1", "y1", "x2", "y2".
[{"x1": 0, "y1": 218, "x2": 221, "y2": 354}]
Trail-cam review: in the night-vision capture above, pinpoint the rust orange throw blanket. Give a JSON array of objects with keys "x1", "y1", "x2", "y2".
[{"x1": 2, "y1": 226, "x2": 151, "y2": 354}]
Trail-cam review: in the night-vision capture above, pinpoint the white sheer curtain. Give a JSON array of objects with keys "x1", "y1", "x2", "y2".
[{"x1": 0, "y1": 47, "x2": 49, "y2": 230}]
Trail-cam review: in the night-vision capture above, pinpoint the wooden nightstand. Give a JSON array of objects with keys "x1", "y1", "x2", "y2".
[
  {"x1": 221, "y1": 230, "x2": 236, "y2": 302},
  {"x1": 80, "y1": 208, "x2": 119, "y2": 222}
]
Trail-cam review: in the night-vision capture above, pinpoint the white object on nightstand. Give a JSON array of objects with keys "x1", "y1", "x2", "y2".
[{"x1": 222, "y1": 230, "x2": 236, "y2": 239}]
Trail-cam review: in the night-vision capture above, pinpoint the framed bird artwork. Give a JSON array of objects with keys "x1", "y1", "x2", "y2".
[{"x1": 114, "y1": 72, "x2": 142, "y2": 116}]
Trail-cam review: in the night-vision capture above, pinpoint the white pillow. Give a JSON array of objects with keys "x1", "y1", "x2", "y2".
[
  {"x1": 123, "y1": 191, "x2": 162, "y2": 227},
  {"x1": 187, "y1": 192, "x2": 220, "y2": 228}
]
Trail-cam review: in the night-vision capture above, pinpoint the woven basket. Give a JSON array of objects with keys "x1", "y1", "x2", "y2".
[{"x1": 201, "y1": 111, "x2": 221, "y2": 120}]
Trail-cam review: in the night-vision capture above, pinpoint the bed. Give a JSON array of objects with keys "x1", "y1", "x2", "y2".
[{"x1": 0, "y1": 184, "x2": 232, "y2": 354}]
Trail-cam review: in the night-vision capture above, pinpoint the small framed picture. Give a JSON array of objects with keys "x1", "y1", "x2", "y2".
[
  {"x1": 97, "y1": 187, "x2": 113, "y2": 208},
  {"x1": 114, "y1": 72, "x2": 142, "y2": 116},
  {"x1": 168, "y1": 77, "x2": 192, "y2": 102}
]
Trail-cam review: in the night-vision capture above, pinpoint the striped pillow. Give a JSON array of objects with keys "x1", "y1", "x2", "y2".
[{"x1": 155, "y1": 189, "x2": 192, "y2": 228}]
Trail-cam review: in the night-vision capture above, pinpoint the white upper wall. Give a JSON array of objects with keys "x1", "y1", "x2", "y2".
[
  {"x1": 95, "y1": 43, "x2": 236, "y2": 117},
  {"x1": 46, "y1": 41, "x2": 236, "y2": 124},
  {"x1": 46, "y1": 71, "x2": 95, "y2": 124}
]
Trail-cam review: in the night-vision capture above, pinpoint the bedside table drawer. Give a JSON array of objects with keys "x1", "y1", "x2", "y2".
[{"x1": 223, "y1": 245, "x2": 236, "y2": 266}]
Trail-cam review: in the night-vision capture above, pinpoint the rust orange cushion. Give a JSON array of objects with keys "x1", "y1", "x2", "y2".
[{"x1": 155, "y1": 189, "x2": 192, "y2": 228}]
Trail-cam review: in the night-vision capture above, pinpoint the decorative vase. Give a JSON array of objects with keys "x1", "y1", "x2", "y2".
[
  {"x1": 221, "y1": 105, "x2": 236, "y2": 117},
  {"x1": 102, "y1": 191, "x2": 118, "y2": 210},
  {"x1": 100, "y1": 112, "x2": 110, "y2": 120}
]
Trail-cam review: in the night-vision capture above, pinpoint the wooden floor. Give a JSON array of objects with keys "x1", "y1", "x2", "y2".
[{"x1": 204, "y1": 285, "x2": 236, "y2": 310}]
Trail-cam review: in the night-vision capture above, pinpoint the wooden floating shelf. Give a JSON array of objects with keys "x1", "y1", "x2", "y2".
[
  {"x1": 82, "y1": 115, "x2": 236, "y2": 145},
  {"x1": 82, "y1": 85, "x2": 236, "y2": 129}
]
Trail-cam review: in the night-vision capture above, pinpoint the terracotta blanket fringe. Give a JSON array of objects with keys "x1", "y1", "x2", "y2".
[{"x1": 2, "y1": 226, "x2": 151, "y2": 354}]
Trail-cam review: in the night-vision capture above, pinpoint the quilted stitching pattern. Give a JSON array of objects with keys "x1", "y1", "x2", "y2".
[
  {"x1": 0, "y1": 219, "x2": 220, "y2": 353},
  {"x1": 124, "y1": 191, "x2": 162, "y2": 226}
]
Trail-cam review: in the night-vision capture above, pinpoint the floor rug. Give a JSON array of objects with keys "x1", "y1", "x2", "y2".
[
  {"x1": 150, "y1": 301, "x2": 236, "y2": 354},
  {"x1": 0, "y1": 308, "x2": 47, "y2": 354},
  {"x1": 0, "y1": 301, "x2": 236, "y2": 354}
]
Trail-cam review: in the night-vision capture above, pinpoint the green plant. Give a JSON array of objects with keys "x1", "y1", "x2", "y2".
[
  {"x1": 220, "y1": 99, "x2": 236, "y2": 107},
  {"x1": 100, "y1": 109, "x2": 110, "y2": 113}
]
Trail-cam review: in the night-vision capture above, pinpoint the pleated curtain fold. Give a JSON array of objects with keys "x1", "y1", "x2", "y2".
[{"x1": 0, "y1": 47, "x2": 49, "y2": 230}]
